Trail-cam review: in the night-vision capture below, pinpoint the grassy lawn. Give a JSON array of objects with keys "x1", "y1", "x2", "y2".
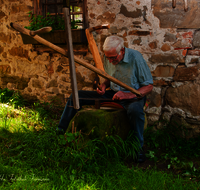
[{"x1": 0, "y1": 88, "x2": 199, "y2": 190}]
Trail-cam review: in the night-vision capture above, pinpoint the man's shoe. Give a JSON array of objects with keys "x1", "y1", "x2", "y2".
[
  {"x1": 56, "y1": 128, "x2": 65, "y2": 135},
  {"x1": 135, "y1": 150, "x2": 146, "y2": 163}
]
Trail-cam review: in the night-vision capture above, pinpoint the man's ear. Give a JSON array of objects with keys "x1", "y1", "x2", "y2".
[{"x1": 121, "y1": 47, "x2": 125, "y2": 56}]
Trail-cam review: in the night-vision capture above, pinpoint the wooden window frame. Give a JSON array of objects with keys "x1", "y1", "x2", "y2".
[{"x1": 33, "y1": 0, "x2": 88, "y2": 29}]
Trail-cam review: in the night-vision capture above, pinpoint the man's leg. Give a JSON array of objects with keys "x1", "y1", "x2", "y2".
[
  {"x1": 58, "y1": 90, "x2": 115, "y2": 132},
  {"x1": 121, "y1": 96, "x2": 146, "y2": 162}
]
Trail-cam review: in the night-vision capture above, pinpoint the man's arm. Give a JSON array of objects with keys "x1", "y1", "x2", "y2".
[
  {"x1": 112, "y1": 84, "x2": 153, "y2": 100},
  {"x1": 96, "y1": 79, "x2": 110, "y2": 95}
]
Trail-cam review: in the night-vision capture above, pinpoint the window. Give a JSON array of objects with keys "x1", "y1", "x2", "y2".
[{"x1": 33, "y1": 0, "x2": 88, "y2": 29}]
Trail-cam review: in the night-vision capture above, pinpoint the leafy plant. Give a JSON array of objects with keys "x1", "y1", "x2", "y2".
[{"x1": 25, "y1": 11, "x2": 80, "y2": 31}]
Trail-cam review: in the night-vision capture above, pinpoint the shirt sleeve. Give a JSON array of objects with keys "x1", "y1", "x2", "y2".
[{"x1": 134, "y1": 52, "x2": 153, "y2": 86}]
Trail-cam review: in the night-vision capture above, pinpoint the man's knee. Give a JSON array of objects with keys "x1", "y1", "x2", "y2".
[{"x1": 127, "y1": 102, "x2": 144, "y2": 118}]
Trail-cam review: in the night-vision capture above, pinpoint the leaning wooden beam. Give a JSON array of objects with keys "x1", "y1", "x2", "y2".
[{"x1": 10, "y1": 23, "x2": 142, "y2": 97}]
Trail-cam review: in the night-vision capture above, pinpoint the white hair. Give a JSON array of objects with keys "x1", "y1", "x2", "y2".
[{"x1": 103, "y1": 36, "x2": 124, "y2": 54}]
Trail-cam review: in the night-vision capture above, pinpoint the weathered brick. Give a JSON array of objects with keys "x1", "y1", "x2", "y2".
[
  {"x1": 89, "y1": 13, "x2": 95, "y2": 19},
  {"x1": 1, "y1": 75, "x2": 30, "y2": 90},
  {"x1": 193, "y1": 31, "x2": 200, "y2": 47},
  {"x1": 8, "y1": 47, "x2": 29, "y2": 59},
  {"x1": 153, "y1": 79, "x2": 171, "y2": 86},
  {"x1": 152, "y1": 65, "x2": 175, "y2": 77},
  {"x1": 161, "y1": 44, "x2": 171, "y2": 52},
  {"x1": 149, "y1": 41, "x2": 157, "y2": 49},
  {"x1": 0, "y1": 46, "x2": 4, "y2": 54},
  {"x1": 188, "y1": 50, "x2": 200, "y2": 56},
  {"x1": 164, "y1": 33, "x2": 176, "y2": 42},
  {"x1": 11, "y1": 5, "x2": 32, "y2": 14},
  {"x1": 149, "y1": 91, "x2": 162, "y2": 107},
  {"x1": 0, "y1": 11, "x2": 6, "y2": 19},
  {"x1": 0, "y1": 65, "x2": 11, "y2": 74},
  {"x1": 128, "y1": 30, "x2": 150, "y2": 36},
  {"x1": 174, "y1": 66, "x2": 198, "y2": 81},
  {"x1": 32, "y1": 79, "x2": 44, "y2": 89},
  {"x1": 2, "y1": 52, "x2": 7, "y2": 58},
  {"x1": 133, "y1": 37, "x2": 141, "y2": 45},
  {"x1": 0, "y1": 33, "x2": 11, "y2": 43},
  {"x1": 165, "y1": 82, "x2": 200, "y2": 116},
  {"x1": 136, "y1": 1, "x2": 141, "y2": 5},
  {"x1": 46, "y1": 79, "x2": 58, "y2": 88},
  {"x1": 109, "y1": 26, "x2": 119, "y2": 34},
  {"x1": 149, "y1": 54, "x2": 184, "y2": 63},
  {"x1": 182, "y1": 49, "x2": 187, "y2": 57},
  {"x1": 119, "y1": 4, "x2": 142, "y2": 18},
  {"x1": 182, "y1": 31, "x2": 193, "y2": 38},
  {"x1": 97, "y1": 11, "x2": 116, "y2": 23}
]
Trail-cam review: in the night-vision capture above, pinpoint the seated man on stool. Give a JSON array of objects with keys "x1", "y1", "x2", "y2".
[{"x1": 57, "y1": 35, "x2": 153, "y2": 163}]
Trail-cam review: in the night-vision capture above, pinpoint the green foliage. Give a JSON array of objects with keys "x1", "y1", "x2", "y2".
[
  {"x1": 0, "y1": 88, "x2": 199, "y2": 189},
  {"x1": 0, "y1": 88, "x2": 25, "y2": 108},
  {"x1": 24, "y1": 11, "x2": 81, "y2": 31},
  {"x1": 144, "y1": 120, "x2": 200, "y2": 178}
]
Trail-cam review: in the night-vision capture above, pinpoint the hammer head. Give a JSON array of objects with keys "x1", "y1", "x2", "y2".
[{"x1": 93, "y1": 76, "x2": 100, "y2": 90}]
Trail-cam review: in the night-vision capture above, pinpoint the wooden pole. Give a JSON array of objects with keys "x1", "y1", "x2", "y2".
[
  {"x1": 63, "y1": 6, "x2": 80, "y2": 110},
  {"x1": 10, "y1": 23, "x2": 142, "y2": 97}
]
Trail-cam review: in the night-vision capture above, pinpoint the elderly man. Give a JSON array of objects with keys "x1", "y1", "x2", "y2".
[{"x1": 57, "y1": 35, "x2": 153, "y2": 163}]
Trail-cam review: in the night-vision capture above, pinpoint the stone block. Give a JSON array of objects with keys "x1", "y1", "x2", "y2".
[
  {"x1": 119, "y1": 4, "x2": 142, "y2": 18},
  {"x1": 0, "y1": 11, "x2": 6, "y2": 19},
  {"x1": 0, "y1": 46, "x2": 4, "y2": 54},
  {"x1": 170, "y1": 114, "x2": 200, "y2": 138},
  {"x1": 0, "y1": 65, "x2": 11, "y2": 74},
  {"x1": 173, "y1": 66, "x2": 198, "y2": 81},
  {"x1": 149, "y1": 41, "x2": 157, "y2": 49},
  {"x1": 67, "y1": 108, "x2": 147, "y2": 141},
  {"x1": 161, "y1": 44, "x2": 171, "y2": 52},
  {"x1": 8, "y1": 47, "x2": 29, "y2": 59},
  {"x1": 151, "y1": 65, "x2": 175, "y2": 77},
  {"x1": 153, "y1": 79, "x2": 171, "y2": 86},
  {"x1": 165, "y1": 82, "x2": 200, "y2": 116},
  {"x1": 188, "y1": 50, "x2": 200, "y2": 56},
  {"x1": 97, "y1": 11, "x2": 116, "y2": 23},
  {"x1": 193, "y1": 31, "x2": 200, "y2": 47},
  {"x1": 32, "y1": 79, "x2": 44, "y2": 89},
  {"x1": 46, "y1": 79, "x2": 58, "y2": 88},
  {"x1": 149, "y1": 54, "x2": 184, "y2": 63},
  {"x1": 164, "y1": 33, "x2": 176, "y2": 42},
  {"x1": 128, "y1": 30, "x2": 150, "y2": 36}
]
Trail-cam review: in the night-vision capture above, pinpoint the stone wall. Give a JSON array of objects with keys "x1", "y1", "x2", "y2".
[{"x1": 0, "y1": 0, "x2": 200, "y2": 136}]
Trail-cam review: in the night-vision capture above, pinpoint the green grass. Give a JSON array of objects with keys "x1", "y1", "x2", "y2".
[{"x1": 0, "y1": 88, "x2": 199, "y2": 189}]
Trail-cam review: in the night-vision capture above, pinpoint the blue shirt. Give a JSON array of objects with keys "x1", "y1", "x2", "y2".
[{"x1": 104, "y1": 47, "x2": 153, "y2": 92}]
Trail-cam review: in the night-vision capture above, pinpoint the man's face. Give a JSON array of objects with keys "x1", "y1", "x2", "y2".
[{"x1": 104, "y1": 47, "x2": 124, "y2": 65}]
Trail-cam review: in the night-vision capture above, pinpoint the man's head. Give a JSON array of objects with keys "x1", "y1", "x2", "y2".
[{"x1": 103, "y1": 36, "x2": 125, "y2": 65}]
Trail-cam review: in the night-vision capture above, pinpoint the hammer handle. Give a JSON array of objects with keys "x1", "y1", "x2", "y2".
[{"x1": 172, "y1": 0, "x2": 176, "y2": 8}]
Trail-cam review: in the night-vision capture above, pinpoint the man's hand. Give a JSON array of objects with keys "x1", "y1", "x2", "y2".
[
  {"x1": 97, "y1": 83, "x2": 106, "y2": 95},
  {"x1": 112, "y1": 91, "x2": 136, "y2": 100}
]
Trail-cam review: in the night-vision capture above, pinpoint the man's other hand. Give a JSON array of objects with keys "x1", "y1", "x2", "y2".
[
  {"x1": 112, "y1": 91, "x2": 136, "y2": 100},
  {"x1": 97, "y1": 83, "x2": 106, "y2": 95}
]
